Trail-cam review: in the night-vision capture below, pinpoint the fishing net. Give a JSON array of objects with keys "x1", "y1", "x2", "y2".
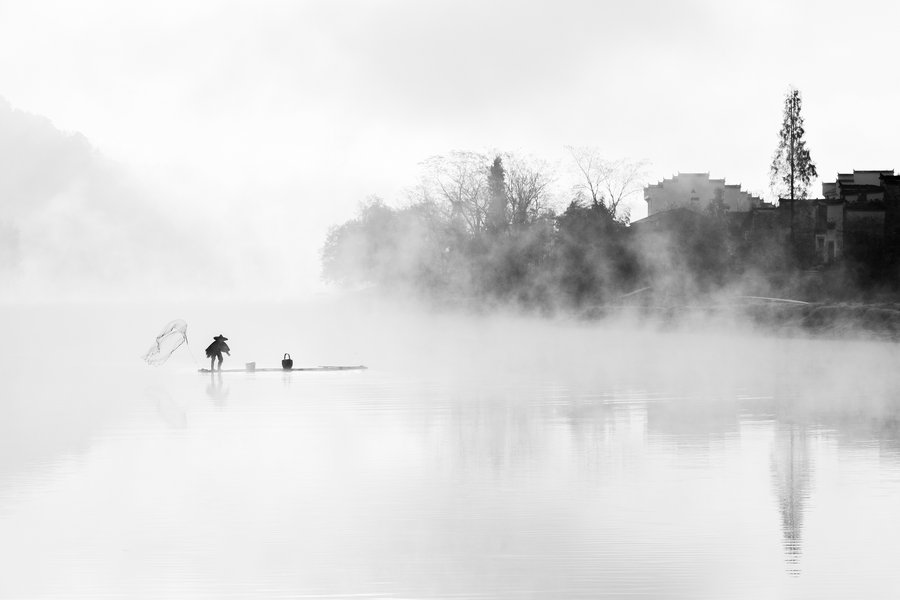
[{"x1": 143, "y1": 319, "x2": 189, "y2": 365}]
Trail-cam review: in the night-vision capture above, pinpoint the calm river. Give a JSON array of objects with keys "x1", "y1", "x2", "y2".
[{"x1": 2, "y1": 301, "x2": 899, "y2": 598}]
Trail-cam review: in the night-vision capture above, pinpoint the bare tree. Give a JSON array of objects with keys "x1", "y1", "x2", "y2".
[
  {"x1": 419, "y1": 152, "x2": 490, "y2": 235},
  {"x1": 504, "y1": 153, "x2": 554, "y2": 227},
  {"x1": 566, "y1": 146, "x2": 647, "y2": 222}
]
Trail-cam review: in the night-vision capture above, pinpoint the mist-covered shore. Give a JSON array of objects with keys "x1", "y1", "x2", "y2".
[{"x1": 579, "y1": 300, "x2": 900, "y2": 342}]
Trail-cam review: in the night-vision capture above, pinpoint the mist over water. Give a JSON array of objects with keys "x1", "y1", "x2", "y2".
[{"x1": 2, "y1": 298, "x2": 900, "y2": 598}]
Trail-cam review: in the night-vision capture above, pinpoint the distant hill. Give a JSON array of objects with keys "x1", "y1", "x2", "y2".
[{"x1": 0, "y1": 97, "x2": 217, "y2": 298}]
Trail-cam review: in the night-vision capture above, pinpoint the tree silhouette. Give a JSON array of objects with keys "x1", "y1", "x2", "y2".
[
  {"x1": 486, "y1": 155, "x2": 508, "y2": 235},
  {"x1": 566, "y1": 146, "x2": 647, "y2": 223},
  {"x1": 420, "y1": 152, "x2": 490, "y2": 235},
  {"x1": 771, "y1": 87, "x2": 818, "y2": 243},
  {"x1": 504, "y1": 154, "x2": 553, "y2": 229}
]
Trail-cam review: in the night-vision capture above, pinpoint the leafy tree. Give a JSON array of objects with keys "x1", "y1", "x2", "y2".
[
  {"x1": 553, "y1": 196, "x2": 631, "y2": 306},
  {"x1": 477, "y1": 214, "x2": 555, "y2": 307},
  {"x1": 770, "y1": 87, "x2": 818, "y2": 243},
  {"x1": 321, "y1": 198, "x2": 450, "y2": 290}
]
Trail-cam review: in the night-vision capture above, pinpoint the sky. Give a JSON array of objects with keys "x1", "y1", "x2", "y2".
[{"x1": 0, "y1": 0, "x2": 898, "y2": 298}]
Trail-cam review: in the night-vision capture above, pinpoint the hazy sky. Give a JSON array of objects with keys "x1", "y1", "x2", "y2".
[{"x1": 0, "y1": 0, "x2": 897, "y2": 296}]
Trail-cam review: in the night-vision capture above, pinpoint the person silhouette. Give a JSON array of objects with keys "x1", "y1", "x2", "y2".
[{"x1": 205, "y1": 334, "x2": 230, "y2": 372}]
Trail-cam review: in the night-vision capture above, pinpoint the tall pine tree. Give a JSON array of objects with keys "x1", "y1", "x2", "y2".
[
  {"x1": 771, "y1": 87, "x2": 817, "y2": 243},
  {"x1": 486, "y1": 155, "x2": 508, "y2": 235}
]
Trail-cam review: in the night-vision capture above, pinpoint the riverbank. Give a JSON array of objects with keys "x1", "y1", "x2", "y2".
[{"x1": 581, "y1": 300, "x2": 900, "y2": 341}]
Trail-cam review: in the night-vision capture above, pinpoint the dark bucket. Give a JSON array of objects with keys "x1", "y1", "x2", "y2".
[{"x1": 282, "y1": 353, "x2": 293, "y2": 370}]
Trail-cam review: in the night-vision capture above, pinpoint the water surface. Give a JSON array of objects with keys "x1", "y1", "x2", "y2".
[{"x1": 2, "y1": 302, "x2": 899, "y2": 598}]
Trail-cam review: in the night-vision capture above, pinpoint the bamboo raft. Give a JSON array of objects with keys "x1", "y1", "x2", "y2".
[{"x1": 199, "y1": 365, "x2": 367, "y2": 373}]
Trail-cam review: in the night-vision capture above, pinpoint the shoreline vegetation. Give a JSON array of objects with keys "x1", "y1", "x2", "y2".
[{"x1": 322, "y1": 151, "x2": 900, "y2": 341}]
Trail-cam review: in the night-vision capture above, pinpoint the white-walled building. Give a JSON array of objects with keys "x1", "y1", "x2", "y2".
[
  {"x1": 821, "y1": 170, "x2": 893, "y2": 203},
  {"x1": 643, "y1": 172, "x2": 765, "y2": 217}
]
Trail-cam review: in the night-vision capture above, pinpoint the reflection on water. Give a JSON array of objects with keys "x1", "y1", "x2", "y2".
[
  {"x1": 771, "y1": 423, "x2": 812, "y2": 576},
  {"x1": 205, "y1": 371, "x2": 229, "y2": 406},
  {"x1": 1, "y1": 306, "x2": 900, "y2": 598}
]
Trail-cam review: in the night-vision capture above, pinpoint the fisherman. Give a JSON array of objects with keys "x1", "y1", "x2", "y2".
[{"x1": 205, "y1": 334, "x2": 230, "y2": 372}]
